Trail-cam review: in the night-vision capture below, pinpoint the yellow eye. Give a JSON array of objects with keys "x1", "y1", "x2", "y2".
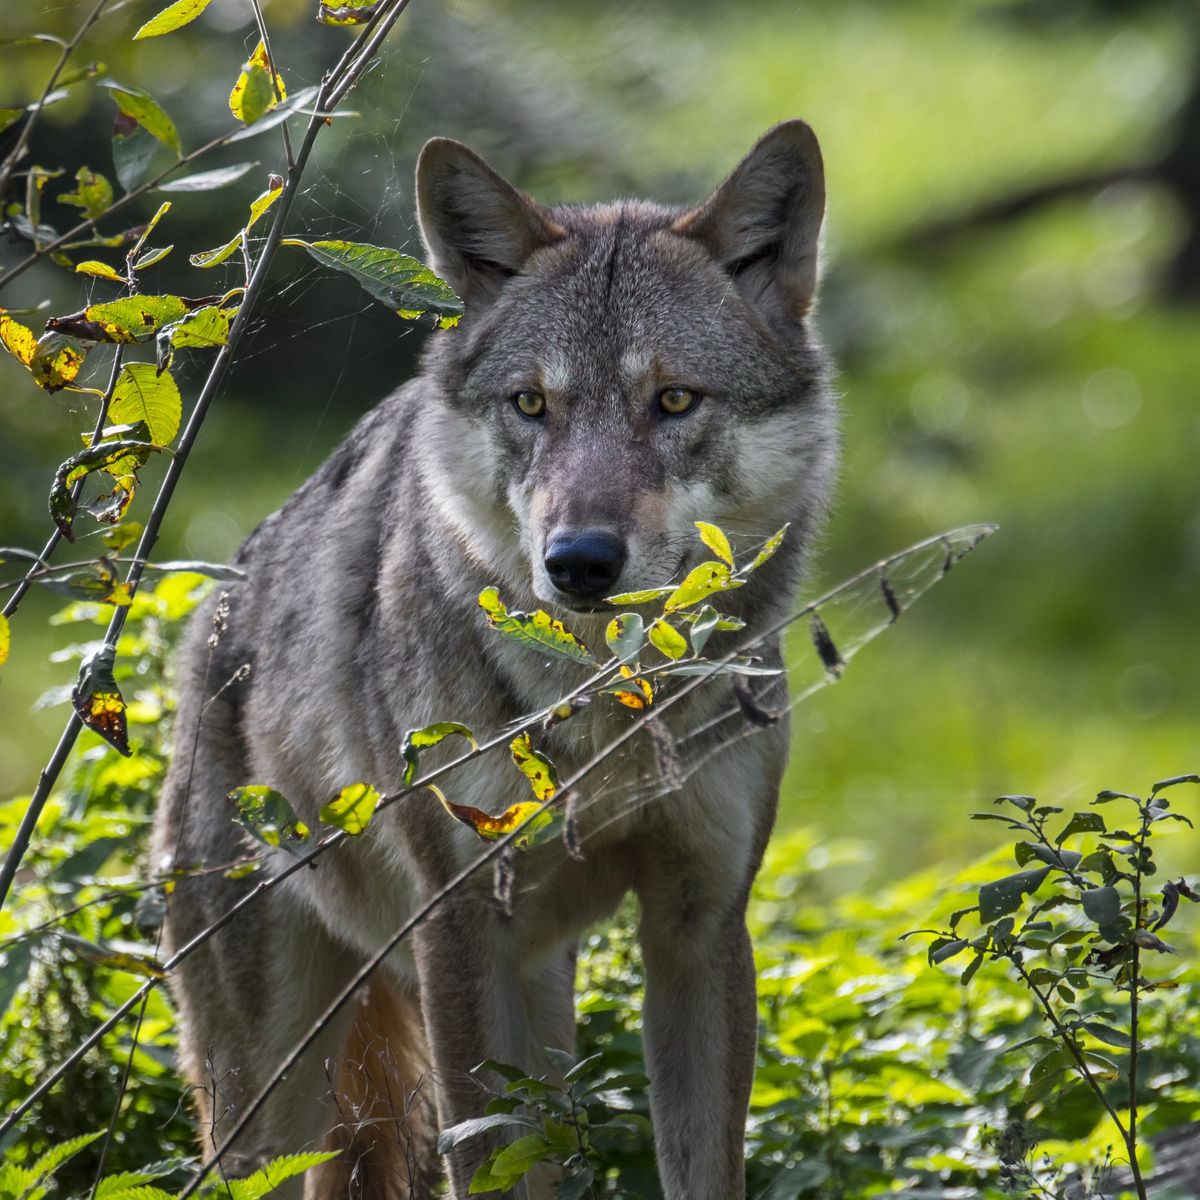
[
  {"x1": 658, "y1": 387, "x2": 699, "y2": 416},
  {"x1": 513, "y1": 390, "x2": 546, "y2": 418}
]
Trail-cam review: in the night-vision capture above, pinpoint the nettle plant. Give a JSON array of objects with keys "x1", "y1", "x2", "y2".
[{"x1": 917, "y1": 777, "x2": 1199, "y2": 1199}]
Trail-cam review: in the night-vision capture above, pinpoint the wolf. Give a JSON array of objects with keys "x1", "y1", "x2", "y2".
[{"x1": 152, "y1": 119, "x2": 838, "y2": 1199}]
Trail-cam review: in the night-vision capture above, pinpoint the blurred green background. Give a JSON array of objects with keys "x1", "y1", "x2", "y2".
[{"x1": 2, "y1": 0, "x2": 1197, "y2": 879}]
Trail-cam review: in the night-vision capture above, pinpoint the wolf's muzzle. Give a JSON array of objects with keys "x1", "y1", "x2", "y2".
[{"x1": 544, "y1": 530, "x2": 625, "y2": 599}]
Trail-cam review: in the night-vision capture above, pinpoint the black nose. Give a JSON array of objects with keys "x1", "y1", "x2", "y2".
[{"x1": 544, "y1": 531, "x2": 626, "y2": 598}]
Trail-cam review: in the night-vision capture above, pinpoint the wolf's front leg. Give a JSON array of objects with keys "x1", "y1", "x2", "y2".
[{"x1": 637, "y1": 888, "x2": 759, "y2": 1199}]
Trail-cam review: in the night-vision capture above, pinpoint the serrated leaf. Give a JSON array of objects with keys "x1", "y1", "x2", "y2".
[
  {"x1": 59, "y1": 166, "x2": 114, "y2": 219},
  {"x1": 400, "y1": 721, "x2": 477, "y2": 785},
  {"x1": 318, "y1": 781, "x2": 381, "y2": 836},
  {"x1": 228, "y1": 786, "x2": 310, "y2": 855},
  {"x1": 647, "y1": 618, "x2": 687, "y2": 660},
  {"x1": 430, "y1": 785, "x2": 552, "y2": 851},
  {"x1": 604, "y1": 611, "x2": 644, "y2": 664},
  {"x1": 72, "y1": 645, "x2": 130, "y2": 755},
  {"x1": 134, "y1": 0, "x2": 216, "y2": 40},
  {"x1": 221, "y1": 1151, "x2": 340, "y2": 1200},
  {"x1": 478, "y1": 587, "x2": 596, "y2": 664},
  {"x1": 663, "y1": 561, "x2": 743, "y2": 612},
  {"x1": 101, "y1": 81, "x2": 180, "y2": 153},
  {"x1": 229, "y1": 41, "x2": 286, "y2": 125},
  {"x1": 281, "y1": 239, "x2": 463, "y2": 328},
  {"x1": 159, "y1": 306, "x2": 235, "y2": 354},
  {"x1": 510, "y1": 733, "x2": 557, "y2": 801},
  {"x1": 157, "y1": 161, "x2": 257, "y2": 192},
  {"x1": 694, "y1": 521, "x2": 733, "y2": 566},
  {"x1": 75, "y1": 260, "x2": 123, "y2": 281},
  {"x1": 110, "y1": 362, "x2": 182, "y2": 445}
]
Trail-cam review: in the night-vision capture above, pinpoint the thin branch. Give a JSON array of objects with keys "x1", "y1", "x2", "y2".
[{"x1": 246, "y1": 0, "x2": 295, "y2": 169}]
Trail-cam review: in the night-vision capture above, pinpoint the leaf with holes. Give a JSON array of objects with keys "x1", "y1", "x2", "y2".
[
  {"x1": 134, "y1": 0, "x2": 216, "y2": 39},
  {"x1": 510, "y1": 733, "x2": 558, "y2": 801},
  {"x1": 431, "y1": 785, "x2": 552, "y2": 851},
  {"x1": 49, "y1": 441, "x2": 157, "y2": 541},
  {"x1": 401, "y1": 722, "x2": 478, "y2": 785},
  {"x1": 228, "y1": 786, "x2": 311, "y2": 855},
  {"x1": 73, "y1": 645, "x2": 130, "y2": 755},
  {"x1": 743, "y1": 523, "x2": 790, "y2": 574},
  {"x1": 282, "y1": 239, "x2": 463, "y2": 329},
  {"x1": 319, "y1": 782, "x2": 382, "y2": 836},
  {"x1": 478, "y1": 587, "x2": 596, "y2": 665},
  {"x1": 46, "y1": 295, "x2": 192, "y2": 344}
]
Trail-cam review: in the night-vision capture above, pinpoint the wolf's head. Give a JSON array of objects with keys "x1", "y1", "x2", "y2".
[{"x1": 415, "y1": 122, "x2": 838, "y2": 615}]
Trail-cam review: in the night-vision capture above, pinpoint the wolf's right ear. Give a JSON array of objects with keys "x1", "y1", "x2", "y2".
[
  {"x1": 416, "y1": 139, "x2": 564, "y2": 312},
  {"x1": 673, "y1": 120, "x2": 825, "y2": 323}
]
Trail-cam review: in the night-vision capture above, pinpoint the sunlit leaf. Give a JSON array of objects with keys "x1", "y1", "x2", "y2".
[
  {"x1": 59, "y1": 166, "x2": 114, "y2": 219},
  {"x1": 478, "y1": 587, "x2": 596, "y2": 665},
  {"x1": 281, "y1": 239, "x2": 463, "y2": 329},
  {"x1": 319, "y1": 781, "x2": 382, "y2": 836},
  {"x1": 57, "y1": 61, "x2": 106, "y2": 88},
  {"x1": 510, "y1": 733, "x2": 557, "y2": 802},
  {"x1": 46, "y1": 294, "x2": 191, "y2": 343},
  {"x1": 30, "y1": 333, "x2": 88, "y2": 392},
  {"x1": 0, "y1": 308, "x2": 39, "y2": 367},
  {"x1": 189, "y1": 177, "x2": 281, "y2": 267},
  {"x1": 158, "y1": 306, "x2": 235, "y2": 360},
  {"x1": 317, "y1": 0, "x2": 382, "y2": 25},
  {"x1": 647, "y1": 618, "x2": 688, "y2": 660},
  {"x1": 109, "y1": 362, "x2": 182, "y2": 445},
  {"x1": 72, "y1": 645, "x2": 130, "y2": 755},
  {"x1": 606, "y1": 665, "x2": 653, "y2": 710},
  {"x1": 134, "y1": 0, "x2": 216, "y2": 40},
  {"x1": 0, "y1": 613, "x2": 9, "y2": 667},
  {"x1": 430, "y1": 785, "x2": 552, "y2": 851},
  {"x1": 663, "y1": 561, "x2": 743, "y2": 612},
  {"x1": 134, "y1": 245, "x2": 173, "y2": 270},
  {"x1": 60, "y1": 934, "x2": 164, "y2": 978},
  {"x1": 157, "y1": 161, "x2": 257, "y2": 193},
  {"x1": 75, "y1": 260, "x2": 123, "y2": 281},
  {"x1": 401, "y1": 721, "x2": 478, "y2": 785},
  {"x1": 694, "y1": 521, "x2": 733, "y2": 567},
  {"x1": 604, "y1": 584, "x2": 675, "y2": 605},
  {"x1": 102, "y1": 521, "x2": 143, "y2": 553},
  {"x1": 228, "y1": 785, "x2": 311, "y2": 854},
  {"x1": 0, "y1": 109, "x2": 22, "y2": 136},
  {"x1": 100, "y1": 81, "x2": 181, "y2": 153},
  {"x1": 604, "y1": 612, "x2": 644, "y2": 664},
  {"x1": 229, "y1": 40, "x2": 286, "y2": 125},
  {"x1": 743, "y1": 523, "x2": 790, "y2": 574},
  {"x1": 189, "y1": 232, "x2": 242, "y2": 269}
]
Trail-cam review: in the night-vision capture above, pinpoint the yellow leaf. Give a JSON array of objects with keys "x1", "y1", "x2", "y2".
[
  {"x1": 647, "y1": 618, "x2": 688, "y2": 660},
  {"x1": 109, "y1": 362, "x2": 182, "y2": 446},
  {"x1": 133, "y1": 0, "x2": 216, "y2": 40},
  {"x1": 477, "y1": 587, "x2": 596, "y2": 664},
  {"x1": 663, "y1": 561, "x2": 743, "y2": 612},
  {"x1": 229, "y1": 40, "x2": 286, "y2": 125},
  {"x1": 0, "y1": 613, "x2": 9, "y2": 667},
  {"x1": 694, "y1": 521, "x2": 733, "y2": 567},
  {"x1": 75, "y1": 260, "x2": 123, "y2": 281},
  {"x1": 429, "y1": 785, "x2": 552, "y2": 850},
  {"x1": 0, "y1": 308, "x2": 38, "y2": 367},
  {"x1": 319, "y1": 781, "x2": 382, "y2": 836},
  {"x1": 509, "y1": 732, "x2": 557, "y2": 802},
  {"x1": 608, "y1": 665, "x2": 653, "y2": 710},
  {"x1": 746, "y1": 523, "x2": 790, "y2": 573},
  {"x1": 401, "y1": 721, "x2": 477, "y2": 785}
]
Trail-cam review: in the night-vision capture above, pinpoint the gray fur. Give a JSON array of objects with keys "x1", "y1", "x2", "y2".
[{"x1": 153, "y1": 121, "x2": 839, "y2": 1199}]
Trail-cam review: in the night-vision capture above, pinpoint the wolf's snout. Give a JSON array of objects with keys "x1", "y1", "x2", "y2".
[{"x1": 544, "y1": 530, "x2": 626, "y2": 598}]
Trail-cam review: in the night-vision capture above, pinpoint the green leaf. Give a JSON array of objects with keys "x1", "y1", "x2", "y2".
[
  {"x1": 281, "y1": 239, "x2": 464, "y2": 329},
  {"x1": 57, "y1": 61, "x2": 106, "y2": 88},
  {"x1": 157, "y1": 162, "x2": 258, "y2": 192},
  {"x1": 113, "y1": 121, "x2": 170, "y2": 192},
  {"x1": 510, "y1": 732, "x2": 558, "y2": 801},
  {"x1": 189, "y1": 232, "x2": 242, "y2": 269},
  {"x1": 436, "y1": 1113, "x2": 539, "y2": 1156},
  {"x1": 229, "y1": 41, "x2": 286, "y2": 125},
  {"x1": 133, "y1": 0, "x2": 216, "y2": 40},
  {"x1": 978, "y1": 866, "x2": 1051, "y2": 922},
  {"x1": 960, "y1": 952, "x2": 985, "y2": 986},
  {"x1": 1055, "y1": 811, "x2": 1106, "y2": 844},
  {"x1": 0, "y1": 109, "x2": 22, "y2": 136},
  {"x1": 604, "y1": 612, "x2": 644, "y2": 664},
  {"x1": 47, "y1": 295, "x2": 191, "y2": 343},
  {"x1": 647, "y1": 618, "x2": 688, "y2": 660},
  {"x1": 400, "y1": 721, "x2": 477, "y2": 785},
  {"x1": 158, "y1": 306, "x2": 235, "y2": 365},
  {"x1": 1081, "y1": 885, "x2": 1122, "y2": 928},
  {"x1": 101, "y1": 81, "x2": 181, "y2": 153},
  {"x1": 1080, "y1": 1021, "x2": 1132, "y2": 1048},
  {"x1": 75, "y1": 260, "x2": 123, "y2": 281},
  {"x1": 555, "y1": 1167, "x2": 595, "y2": 1200},
  {"x1": 686, "y1": 605, "x2": 723, "y2": 655},
  {"x1": 0, "y1": 938, "x2": 33, "y2": 1015},
  {"x1": 228, "y1": 786, "x2": 311, "y2": 855},
  {"x1": 605, "y1": 584, "x2": 675, "y2": 605},
  {"x1": 50, "y1": 442, "x2": 157, "y2": 540},
  {"x1": 73, "y1": 645, "x2": 130, "y2": 755},
  {"x1": 694, "y1": 521, "x2": 733, "y2": 567},
  {"x1": 134, "y1": 245, "x2": 173, "y2": 270},
  {"x1": 478, "y1": 587, "x2": 596, "y2": 664},
  {"x1": 59, "y1": 166, "x2": 114, "y2": 219},
  {"x1": 929, "y1": 938, "x2": 968, "y2": 965},
  {"x1": 59, "y1": 934, "x2": 165, "y2": 978},
  {"x1": 469, "y1": 1134, "x2": 551, "y2": 1193},
  {"x1": 744, "y1": 523, "x2": 790, "y2": 573},
  {"x1": 318, "y1": 782, "x2": 381, "y2": 836},
  {"x1": 221, "y1": 1152, "x2": 340, "y2": 1200},
  {"x1": 663, "y1": 561, "x2": 743, "y2": 612},
  {"x1": 110, "y1": 363, "x2": 182, "y2": 445}
]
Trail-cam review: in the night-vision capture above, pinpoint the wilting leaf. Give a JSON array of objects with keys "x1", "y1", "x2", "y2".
[
  {"x1": 663, "y1": 561, "x2": 743, "y2": 612},
  {"x1": 72, "y1": 645, "x2": 130, "y2": 755},
  {"x1": 47, "y1": 294, "x2": 191, "y2": 343},
  {"x1": 110, "y1": 362, "x2": 182, "y2": 445},
  {"x1": 604, "y1": 612, "x2": 644, "y2": 664},
  {"x1": 478, "y1": 587, "x2": 596, "y2": 665},
  {"x1": 0, "y1": 309, "x2": 39, "y2": 367},
  {"x1": 50, "y1": 442, "x2": 156, "y2": 540},
  {"x1": 39, "y1": 557, "x2": 136, "y2": 607},
  {"x1": 281, "y1": 239, "x2": 463, "y2": 329},
  {"x1": 694, "y1": 521, "x2": 733, "y2": 567},
  {"x1": 318, "y1": 0, "x2": 382, "y2": 24},
  {"x1": 319, "y1": 781, "x2": 382, "y2": 836},
  {"x1": 647, "y1": 618, "x2": 688, "y2": 660},
  {"x1": 59, "y1": 166, "x2": 114, "y2": 219},
  {"x1": 510, "y1": 733, "x2": 557, "y2": 802},
  {"x1": 0, "y1": 311, "x2": 89, "y2": 392},
  {"x1": 0, "y1": 613, "x2": 9, "y2": 667},
  {"x1": 978, "y1": 866, "x2": 1051, "y2": 923},
  {"x1": 401, "y1": 721, "x2": 478, "y2": 785},
  {"x1": 606, "y1": 665, "x2": 653, "y2": 710},
  {"x1": 228, "y1": 785, "x2": 311, "y2": 854},
  {"x1": 75, "y1": 260, "x2": 123, "y2": 281},
  {"x1": 60, "y1": 934, "x2": 164, "y2": 978},
  {"x1": 745, "y1": 523, "x2": 790, "y2": 573},
  {"x1": 430, "y1": 784, "x2": 552, "y2": 851},
  {"x1": 229, "y1": 41, "x2": 286, "y2": 125},
  {"x1": 158, "y1": 161, "x2": 257, "y2": 192},
  {"x1": 134, "y1": 0, "x2": 216, "y2": 39},
  {"x1": 100, "y1": 81, "x2": 181, "y2": 153}
]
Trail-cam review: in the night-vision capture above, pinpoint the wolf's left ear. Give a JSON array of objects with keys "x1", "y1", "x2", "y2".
[
  {"x1": 673, "y1": 120, "x2": 825, "y2": 323},
  {"x1": 416, "y1": 139, "x2": 564, "y2": 311}
]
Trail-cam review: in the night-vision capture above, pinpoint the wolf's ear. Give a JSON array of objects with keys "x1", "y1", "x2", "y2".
[
  {"x1": 416, "y1": 139, "x2": 564, "y2": 311},
  {"x1": 673, "y1": 120, "x2": 825, "y2": 323}
]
